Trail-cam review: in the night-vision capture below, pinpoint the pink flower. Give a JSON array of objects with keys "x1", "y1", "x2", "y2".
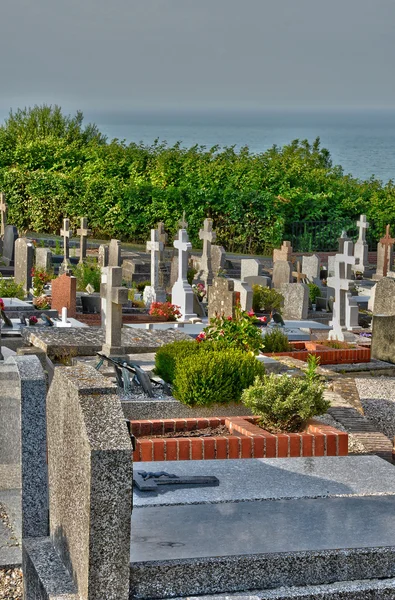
[
  {"x1": 259, "y1": 316, "x2": 267, "y2": 322},
  {"x1": 227, "y1": 316, "x2": 232, "y2": 321},
  {"x1": 248, "y1": 310, "x2": 255, "y2": 317}
]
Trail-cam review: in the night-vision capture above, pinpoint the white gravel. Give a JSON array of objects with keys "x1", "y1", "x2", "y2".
[{"x1": 356, "y1": 377, "x2": 395, "y2": 440}]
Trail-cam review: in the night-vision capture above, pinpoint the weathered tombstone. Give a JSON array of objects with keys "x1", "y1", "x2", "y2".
[
  {"x1": 241, "y1": 258, "x2": 261, "y2": 281},
  {"x1": 273, "y1": 241, "x2": 292, "y2": 263},
  {"x1": 77, "y1": 216, "x2": 91, "y2": 264},
  {"x1": 157, "y1": 221, "x2": 170, "y2": 290},
  {"x1": 272, "y1": 260, "x2": 292, "y2": 289},
  {"x1": 327, "y1": 241, "x2": 358, "y2": 341},
  {"x1": 302, "y1": 254, "x2": 320, "y2": 283},
  {"x1": 59, "y1": 218, "x2": 72, "y2": 274},
  {"x1": 51, "y1": 272, "x2": 77, "y2": 318},
  {"x1": 373, "y1": 225, "x2": 395, "y2": 280},
  {"x1": 35, "y1": 247, "x2": 53, "y2": 271},
  {"x1": 170, "y1": 253, "x2": 179, "y2": 288},
  {"x1": 352, "y1": 214, "x2": 369, "y2": 275},
  {"x1": 100, "y1": 266, "x2": 128, "y2": 355},
  {"x1": 0, "y1": 192, "x2": 7, "y2": 237},
  {"x1": 327, "y1": 255, "x2": 336, "y2": 277},
  {"x1": 98, "y1": 244, "x2": 109, "y2": 268},
  {"x1": 232, "y1": 279, "x2": 253, "y2": 312},
  {"x1": 338, "y1": 230, "x2": 350, "y2": 253},
  {"x1": 197, "y1": 218, "x2": 216, "y2": 286},
  {"x1": 371, "y1": 277, "x2": 395, "y2": 315},
  {"x1": 143, "y1": 229, "x2": 166, "y2": 306},
  {"x1": 211, "y1": 245, "x2": 226, "y2": 277},
  {"x1": 281, "y1": 283, "x2": 309, "y2": 320},
  {"x1": 2, "y1": 224, "x2": 19, "y2": 266},
  {"x1": 23, "y1": 364, "x2": 132, "y2": 600},
  {"x1": 244, "y1": 275, "x2": 271, "y2": 288},
  {"x1": 178, "y1": 210, "x2": 188, "y2": 230},
  {"x1": 208, "y1": 277, "x2": 238, "y2": 320},
  {"x1": 108, "y1": 238, "x2": 122, "y2": 267},
  {"x1": 171, "y1": 229, "x2": 196, "y2": 321},
  {"x1": 15, "y1": 237, "x2": 34, "y2": 293},
  {"x1": 371, "y1": 314, "x2": 395, "y2": 363}
]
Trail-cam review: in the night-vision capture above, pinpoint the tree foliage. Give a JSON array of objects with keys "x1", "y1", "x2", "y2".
[{"x1": 0, "y1": 105, "x2": 393, "y2": 251}]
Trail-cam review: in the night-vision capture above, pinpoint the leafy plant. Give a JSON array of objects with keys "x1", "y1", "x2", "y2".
[
  {"x1": 305, "y1": 354, "x2": 321, "y2": 382},
  {"x1": 136, "y1": 280, "x2": 151, "y2": 293},
  {"x1": 127, "y1": 288, "x2": 145, "y2": 308},
  {"x1": 201, "y1": 306, "x2": 265, "y2": 355},
  {"x1": 187, "y1": 268, "x2": 197, "y2": 285},
  {"x1": 262, "y1": 328, "x2": 291, "y2": 353},
  {"x1": 242, "y1": 373, "x2": 329, "y2": 433},
  {"x1": 307, "y1": 283, "x2": 321, "y2": 304},
  {"x1": 72, "y1": 260, "x2": 101, "y2": 292},
  {"x1": 55, "y1": 240, "x2": 61, "y2": 255},
  {"x1": 33, "y1": 295, "x2": 51, "y2": 309},
  {"x1": 252, "y1": 286, "x2": 283, "y2": 313},
  {"x1": 31, "y1": 267, "x2": 53, "y2": 296},
  {"x1": 155, "y1": 340, "x2": 207, "y2": 383},
  {"x1": 149, "y1": 302, "x2": 181, "y2": 321},
  {"x1": 173, "y1": 349, "x2": 265, "y2": 406},
  {"x1": 0, "y1": 276, "x2": 25, "y2": 299}
]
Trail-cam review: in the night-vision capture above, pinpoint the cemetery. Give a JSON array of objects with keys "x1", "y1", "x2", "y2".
[{"x1": 3, "y1": 204, "x2": 395, "y2": 599}]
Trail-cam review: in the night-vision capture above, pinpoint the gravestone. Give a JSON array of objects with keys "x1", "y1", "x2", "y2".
[
  {"x1": 51, "y1": 272, "x2": 77, "y2": 318},
  {"x1": 371, "y1": 314, "x2": 395, "y2": 363},
  {"x1": 281, "y1": 283, "x2": 309, "y2": 320},
  {"x1": 15, "y1": 237, "x2": 34, "y2": 293},
  {"x1": 157, "y1": 222, "x2": 170, "y2": 290},
  {"x1": 2, "y1": 224, "x2": 19, "y2": 266},
  {"x1": 373, "y1": 225, "x2": 395, "y2": 280},
  {"x1": 170, "y1": 254, "x2": 179, "y2": 288},
  {"x1": 143, "y1": 229, "x2": 166, "y2": 306},
  {"x1": 108, "y1": 239, "x2": 122, "y2": 267},
  {"x1": 293, "y1": 261, "x2": 306, "y2": 283},
  {"x1": 233, "y1": 279, "x2": 253, "y2": 312},
  {"x1": 328, "y1": 255, "x2": 336, "y2": 277},
  {"x1": 100, "y1": 266, "x2": 128, "y2": 355},
  {"x1": 241, "y1": 258, "x2": 261, "y2": 281},
  {"x1": 35, "y1": 247, "x2": 53, "y2": 271},
  {"x1": 338, "y1": 230, "x2": 350, "y2": 253},
  {"x1": 59, "y1": 218, "x2": 72, "y2": 274},
  {"x1": 171, "y1": 229, "x2": 196, "y2": 321},
  {"x1": 272, "y1": 260, "x2": 292, "y2": 289},
  {"x1": 178, "y1": 210, "x2": 188, "y2": 230},
  {"x1": 197, "y1": 218, "x2": 216, "y2": 286},
  {"x1": 327, "y1": 241, "x2": 358, "y2": 341},
  {"x1": 122, "y1": 259, "x2": 150, "y2": 284},
  {"x1": 372, "y1": 277, "x2": 395, "y2": 315},
  {"x1": 98, "y1": 244, "x2": 109, "y2": 268},
  {"x1": 273, "y1": 241, "x2": 292, "y2": 263},
  {"x1": 0, "y1": 192, "x2": 7, "y2": 237},
  {"x1": 211, "y1": 245, "x2": 226, "y2": 277},
  {"x1": 208, "y1": 277, "x2": 238, "y2": 320},
  {"x1": 302, "y1": 254, "x2": 320, "y2": 283},
  {"x1": 352, "y1": 214, "x2": 369, "y2": 275},
  {"x1": 77, "y1": 216, "x2": 91, "y2": 264},
  {"x1": 244, "y1": 275, "x2": 271, "y2": 288}
]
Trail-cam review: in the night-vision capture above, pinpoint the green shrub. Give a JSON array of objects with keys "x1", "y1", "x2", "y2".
[
  {"x1": 0, "y1": 276, "x2": 25, "y2": 299},
  {"x1": 73, "y1": 260, "x2": 101, "y2": 292},
  {"x1": 262, "y1": 328, "x2": 291, "y2": 353},
  {"x1": 187, "y1": 268, "x2": 197, "y2": 285},
  {"x1": 55, "y1": 240, "x2": 61, "y2": 255},
  {"x1": 252, "y1": 286, "x2": 283, "y2": 313},
  {"x1": 155, "y1": 340, "x2": 201, "y2": 383},
  {"x1": 307, "y1": 283, "x2": 321, "y2": 304},
  {"x1": 201, "y1": 306, "x2": 264, "y2": 355},
  {"x1": 136, "y1": 280, "x2": 151, "y2": 293},
  {"x1": 242, "y1": 373, "x2": 329, "y2": 433},
  {"x1": 173, "y1": 349, "x2": 265, "y2": 406}
]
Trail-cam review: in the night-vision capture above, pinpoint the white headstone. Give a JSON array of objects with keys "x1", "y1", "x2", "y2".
[
  {"x1": 232, "y1": 279, "x2": 253, "y2": 312},
  {"x1": 352, "y1": 214, "x2": 369, "y2": 275},
  {"x1": 60, "y1": 218, "x2": 72, "y2": 274},
  {"x1": 241, "y1": 259, "x2": 261, "y2": 281},
  {"x1": 327, "y1": 241, "x2": 358, "y2": 341},
  {"x1": 197, "y1": 218, "x2": 216, "y2": 286},
  {"x1": 143, "y1": 229, "x2": 166, "y2": 306},
  {"x1": 171, "y1": 229, "x2": 196, "y2": 321}
]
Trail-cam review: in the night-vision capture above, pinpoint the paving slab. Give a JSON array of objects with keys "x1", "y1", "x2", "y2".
[{"x1": 133, "y1": 456, "x2": 395, "y2": 507}]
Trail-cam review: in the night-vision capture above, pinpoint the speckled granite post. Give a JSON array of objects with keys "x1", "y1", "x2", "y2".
[{"x1": 46, "y1": 364, "x2": 132, "y2": 600}]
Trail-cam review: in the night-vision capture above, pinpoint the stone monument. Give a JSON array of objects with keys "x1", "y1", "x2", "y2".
[
  {"x1": 281, "y1": 283, "x2": 309, "y2": 320},
  {"x1": 143, "y1": 229, "x2": 166, "y2": 306},
  {"x1": 100, "y1": 266, "x2": 128, "y2": 355},
  {"x1": 373, "y1": 224, "x2": 395, "y2": 280},
  {"x1": 327, "y1": 241, "x2": 359, "y2": 341},
  {"x1": 2, "y1": 224, "x2": 19, "y2": 266},
  {"x1": 77, "y1": 216, "x2": 91, "y2": 264},
  {"x1": 197, "y1": 217, "x2": 216, "y2": 286},
  {"x1": 108, "y1": 239, "x2": 122, "y2": 267},
  {"x1": 171, "y1": 229, "x2": 196, "y2": 321},
  {"x1": 208, "y1": 277, "x2": 238, "y2": 320},
  {"x1": 59, "y1": 218, "x2": 72, "y2": 274},
  {"x1": 14, "y1": 237, "x2": 34, "y2": 293},
  {"x1": 352, "y1": 214, "x2": 369, "y2": 275}
]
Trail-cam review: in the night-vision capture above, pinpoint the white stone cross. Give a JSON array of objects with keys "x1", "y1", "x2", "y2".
[
  {"x1": 100, "y1": 266, "x2": 128, "y2": 355},
  {"x1": 174, "y1": 229, "x2": 192, "y2": 282},
  {"x1": 60, "y1": 218, "x2": 72, "y2": 273},
  {"x1": 171, "y1": 229, "x2": 196, "y2": 321},
  {"x1": 146, "y1": 229, "x2": 164, "y2": 289},
  {"x1": 327, "y1": 241, "x2": 356, "y2": 340},
  {"x1": 77, "y1": 216, "x2": 92, "y2": 264},
  {"x1": 0, "y1": 193, "x2": 7, "y2": 238},
  {"x1": 357, "y1": 215, "x2": 369, "y2": 242},
  {"x1": 198, "y1": 218, "x2": 216, "y2": 286}
]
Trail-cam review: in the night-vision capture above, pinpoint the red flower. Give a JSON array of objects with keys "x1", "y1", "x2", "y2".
[
  {"x1": 0, "y1": 298, "x2": 4, "y2": 311},
  {"x1": 227, "y1": 316, "x2": 232, "y2": 321},
  {"x1": 248, "y1": 310, "x2": 255, "y2": 317},
  {"x1": 259, "y1": 316, "x2": 267, "y2": 322}
]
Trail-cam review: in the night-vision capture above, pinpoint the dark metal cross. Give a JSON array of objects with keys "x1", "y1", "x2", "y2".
[
  {"x1": 380, "y1": 224, "x2": 395, "y2": 277},
  {"x1": 134, "y1": 471, "x2": 219, "y2": 494}
]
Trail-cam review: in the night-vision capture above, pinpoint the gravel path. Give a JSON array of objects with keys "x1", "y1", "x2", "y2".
[
  {"x1": 0, "y1": 569, "x2": 22, "y2": 599},
  {"x1": 356, "y1": 377, "x2": 395, "y2": 440},
  {"x1": 314, "y1": 414, "x2": 367, "y2": 454}
]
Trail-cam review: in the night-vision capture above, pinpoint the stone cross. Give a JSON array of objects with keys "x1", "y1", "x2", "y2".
[
  {"x1": 327, "y1": 241, "x2": 357, "y2": 341},
  {"x1": 171, "y1": 229, "x2": 196, "y2": 320},
  {"x1": 100, "y1": 266, "x2": 128, "y2": 356},
  {"x1": 379, "y1": 224, "x2": 395, "y2": 277},
  {"x1": 273, "y1": 241, "x2": 293, "y2": 263},
  {"x1": 357, "y1": 215, "x2": 369, "y2": 242},
  {"x1": 60, "y1": 218, "x2": 72, "y2": 273},
  {"x1": 293, "y1": 261, "x2": 306, "y2": 283},
  {"x1": 156, "y1": 222, "x2": 169, "y2": 290},
  {"x1": 146, "y1": 229, "x2": 164, "y2": 290},
  {"x1": 77, "y1": 216, "x2": 91, "y2": 264},
  {"x1": 0, "y1": 193, "x2": 7, "y2": 238},
  {"x1": 353, "y1": 214, "x2": 370, "y2": 275},
  {"x1": 178, "y1": 211, "x2": 188, "y2": 230},
  {"x1": 198, "y1": 218, "x2": 216, "y2": 286}
]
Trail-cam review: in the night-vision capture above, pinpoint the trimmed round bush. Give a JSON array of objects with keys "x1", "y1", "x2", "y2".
[
  {"x1": 242, "y1": 374, "x2": 329, "y2": 433},
  {"x1": 173, "y1": 349, "x2": 265, "y2": 406}
]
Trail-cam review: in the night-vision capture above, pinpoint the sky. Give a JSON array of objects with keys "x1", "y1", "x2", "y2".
[{"x1": 1, "y1": 0, "x2": 395, "y2": 115}]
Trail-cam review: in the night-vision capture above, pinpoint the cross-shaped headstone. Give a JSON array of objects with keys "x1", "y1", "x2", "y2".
[
  {"x1": 77, "y1": 216, "x2": 92, "y2": 264},
  {"x1": 293, "y1": 261, "x2": 306, "y2": 283},
  {"x1": 357, "y1": 215, "x2": 369, "y2": 242},
  {"x1": 60, "y1": 218, "x2": 72, "y2": 273},
  {"x1": 157, "y1": 222, "x2": 168, "y2": 262},
  {"x1": 327, "y1": 241, "x2": 356, "y2": 339},
  {"x1": 174, "y1": 229, "x2": 192, "y2": 282},
  {"x1": 379, "y1": 224, "x2": 395, "y2": 277},
  {"x1": 146, "y1": 229, "x2": 164, "y2": 290},
  {"x1": 100, "y1": 266, "x2": 128, "y2": 356},
  {"x1": 178, "y1": 211, "x2": 188, "y2": 230},
  {"x1": 171, "y1": 229, "x2": 196, "y2": 320},
  {"x1": 198, "y1": 218, "x2": 216, "y2": 286},
  {"x1": 0, "y1": 193, "x2": 7, "y2": 238}
]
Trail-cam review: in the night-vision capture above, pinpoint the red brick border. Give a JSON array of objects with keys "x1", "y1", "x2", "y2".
[
  {"x1": 131, "y1": 416, "x2": 348, "y2": 461},
  {"x1": 263, "y1": 341, "x2": 370, "y2": 365}
]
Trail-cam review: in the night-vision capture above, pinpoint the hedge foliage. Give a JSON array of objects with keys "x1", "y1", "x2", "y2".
[{"x1": 1, "y1": 105, "x2": 395, "y2": 253}]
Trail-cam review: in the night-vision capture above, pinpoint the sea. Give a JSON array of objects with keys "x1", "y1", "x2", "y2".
[{"x1": 86, "y1": 108, "x2": 395, "y2": 184}]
